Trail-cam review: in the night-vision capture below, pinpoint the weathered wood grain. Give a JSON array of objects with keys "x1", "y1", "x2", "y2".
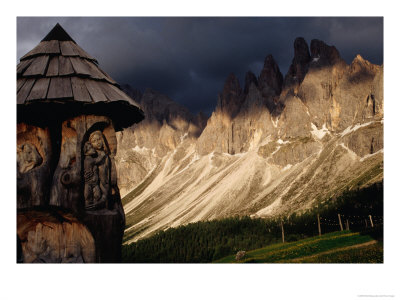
[
  {"x1": 107, "y1": 83, "x2": 138, "y2": 105},
  {"x1": 72, "y1": 43, "x2": 96, "y2": 61},
  {"x1": 20, "y1": 42, "x2": 47, "y2": 60},
  {"x1": 46, "y1": 56, "x2": 59, "y2": 76},
  {"x1": 58, "y1": 56, "x2": 74, "y2": 76},
  {"x1": 17, "y1": 79, "x2": 35, "y2": 104},
  {"x1": 47, "y1": 77, "x2": 73, "y2": 99},
  {"x1": 99, "y1": 81, "x2": 123, "y2": 101},
  {"x1": 17, "y1": 124, "x2": 52, "y2": 208},
  {"x1": 17, "y1": 78, "x2": 27, "y2": 93},
  {"x1": 70, "y1": 57, "x2": 92, "y2": 76},
  {"x1": 98, "y1": 68, "x2": 117, "y2": 85},
  {"x1": 23, "y1": 56, "x2": 49, "y2": 76},
  {"x1": 84, "y1": 60, "x2": 107, "y2": 80},
  {"x1": 84, "y1": 79, "x2": 108, "y2": 102},
  {"x1": 17, "y1": 58, "x2": 34, "y2": 76},
  {"x1": 44, "y1": 40, "x2": 60, "y2": 54},
  {"x1": 17, "y1": 210, "x2": 95, "y2": 263},
  {"x1": 60, "y1": 41, "x2": 78, "y2": 56},
  {"x1": 26, "y1": 78, "x2": 50, "y2": 101},
  {"x1": 71, "y1": 77, "x2": 92, "y2": 102},
  {"x1": 49, "y1": 116, "x2": 84, "y2": 212}
]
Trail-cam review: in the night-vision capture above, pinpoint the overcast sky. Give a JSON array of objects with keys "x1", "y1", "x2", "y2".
[{"x1": 17, "y1": 17, "x2": 383, "y2": 115}]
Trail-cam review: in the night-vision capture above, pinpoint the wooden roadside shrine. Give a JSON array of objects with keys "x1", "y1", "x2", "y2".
[{"x1": 17, "y1": 23, "x2": 144, "y2": 263}]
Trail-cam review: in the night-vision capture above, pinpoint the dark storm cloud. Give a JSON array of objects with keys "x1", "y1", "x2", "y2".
[{"x1": 17, "y1": 17, "x2": 383, "y2": 115}]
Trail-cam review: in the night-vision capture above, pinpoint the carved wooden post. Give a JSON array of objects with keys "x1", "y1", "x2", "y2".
[{"x1": 16, "y1": 24, "x2": 144, "y2": 263}]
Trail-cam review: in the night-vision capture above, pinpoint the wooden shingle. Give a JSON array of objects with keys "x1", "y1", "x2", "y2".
[
  {"x1": 17, "y1": 58, "x2": 34, "y2": 76},
  {"x1": 20, "y1": 42, "x2": 47, "y2": 60},
  {"x1": 84, "y1": 79, "x2": 108, "y2": 102},
  {"x1": 98, "y1": 81, "x2": 122, "y2": 101},
  {"x1": 71, "y1": 43, "x2": 96, "y2": 61},
  {"x1": 71, "y1": 77, "x2": 92, "y2": 102},
  {"x1": 27, "y1": 78, "x2": 50, "y2": 101},
  {"x1": 60, "y1": 41, "x2": 78, "y2": 57},
  {"x1": 17, "y1": 78, "x2": 27, "y2": 93},
  {"x1": 69, "y1": 57, "x2": 92, "y2": 76},
  {"x1": 97, "y1": 68, "x2": 117, "y2": 85},
  {"x1": 58, "y1": 56, "x2": 74, "y2": 76},
  {"x1": 44, "y1": 40, "x2": 61, "y2": 54},
  {"x1": 17, "y1": 78, "x2": 35, "y2": 104},
  {"x1": 47, "y1": 77, "x2": 73, "y2": 99},
  {"x1": 23, "y1": 56, "x2": 49, "y2": 76},
  {"x1": 84, "y1": 60, "x2": 108, "y2": 80},
  {"x1": 46, "y1": 56, "x2": 59, "y2": 76}
]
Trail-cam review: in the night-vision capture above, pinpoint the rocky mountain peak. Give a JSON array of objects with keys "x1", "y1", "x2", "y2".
[
  {"x1": 244, "y1": 71, "x2": 258, "y2": 94},
  {"x1": 348, "y1": 54, "x2": 380, "y2": 82},
  {"x1": 310, "y1": 39, "x2": 342, "y2": 65},
  {"x1": 259, "y1": 54, "x2": 283, "y2": 97},
  {"x1": 351, "y1": 54, "x2": 371, "y2": 67},
  {"x1": 216, "y1": 73, "x2": 243, "y2": 118},
  {"x1": 284, "y1": 37, "x2": 311, "y2": 90},
  {"x1": 294, "y1": 37, "x2": 311, "y2": 63},
  {"x1": 222, "y1": 72, "x2": 242, "y2": 94}
]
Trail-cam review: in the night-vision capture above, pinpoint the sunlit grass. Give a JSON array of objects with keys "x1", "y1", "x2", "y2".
[{"x1": 214, "y1": 230, "x2": 381, "y2": 263}]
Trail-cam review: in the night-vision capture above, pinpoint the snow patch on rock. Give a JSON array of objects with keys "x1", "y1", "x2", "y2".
[
  {"x1": 282, "y1": 164, "x2": 293, "y2": 171},
  {"x1": 360, "y1": 149, "x2": 383, "y2": 162},
  {"x1": 311, "y1": 123, "x2": 329, "y2": 139},
  {"x1": 340, "y1": 121, "x2": 374, "y2": 137}
]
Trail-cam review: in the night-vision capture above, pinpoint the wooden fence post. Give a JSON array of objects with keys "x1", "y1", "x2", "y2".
[
  {"x1": 369, "y1": 215, "x2": 374, "y2": 228},
  {"x1": 338, "y1": 214, "x2": 343, "y2": 231},
  {"x1": 346, "y1": 219, "x2": 349, "y2": 231},
  {"x1": 317, "y1": 213, "x2": 321, "y2": 236},
  {"x1": 280, "y1": 220, "x2": 285, "y2": 243}
]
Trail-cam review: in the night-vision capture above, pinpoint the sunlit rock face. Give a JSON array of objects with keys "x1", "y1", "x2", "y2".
[
  {"x1": 116, "y1": 37, "x2": 383, "y2": 243},
  {"x1": 116, "y1": 88, "x2": 206, "y2": 196}
]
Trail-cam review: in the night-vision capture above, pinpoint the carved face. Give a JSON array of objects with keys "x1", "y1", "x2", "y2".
[
  {"x1": 17, "y1": 143, "x2": 42, "y2": 173},
  {"x1": 84, "y1": 142, "x2": 97, "y2": 156},
  {"x1": 89, "y1": 132, "x2": 103, "y2": 151}
]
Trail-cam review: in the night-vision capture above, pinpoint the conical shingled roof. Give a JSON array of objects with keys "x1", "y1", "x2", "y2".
[{"x1": 17, "y1": 23, "x2": 144, "y2": 130}]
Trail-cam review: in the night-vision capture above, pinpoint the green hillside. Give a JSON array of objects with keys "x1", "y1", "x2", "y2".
[{"x1": 214, "y1": 230, "x2": 383, "y2": 263}]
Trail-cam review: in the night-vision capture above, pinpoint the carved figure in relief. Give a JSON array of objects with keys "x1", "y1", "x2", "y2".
[
  {"x1": 17, "y1": 143, "x2": 42, "y2": 174},
  {"x1": 83, "y1": 142, "x2": 103, "y2": 208},
  {"x1": 84, "y1": 131, "x2": 110, "y2": 209}
]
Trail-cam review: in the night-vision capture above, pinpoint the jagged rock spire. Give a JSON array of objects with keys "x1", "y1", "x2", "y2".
[
  {"x1": 284, "y1": 37, "x2": 311, "y2": 88},
  {"x1": 310, "y1": 39, "x2": 342, "y2": 65},
  {"x1": 217, "y1": 73, "x2": 243, "y2": 118},
  {"x1": 259, "y1": 54, "x2": 283, "y2": 96},
  {"x1": 244, "y1": 71, "x2": 258, "y2": 94}
]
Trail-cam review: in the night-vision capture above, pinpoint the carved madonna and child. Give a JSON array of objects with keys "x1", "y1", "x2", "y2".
[{"x1": 84, "y1": 130, "x2": 111, "y2": 210}]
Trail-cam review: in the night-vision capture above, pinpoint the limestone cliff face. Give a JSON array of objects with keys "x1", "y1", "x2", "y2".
[
  {"x1": 196, "y1": 55, "x2": 282, "y2": 155},
  {"x1": 116, "y1": 37, "x2": 383, "y2": 242}
]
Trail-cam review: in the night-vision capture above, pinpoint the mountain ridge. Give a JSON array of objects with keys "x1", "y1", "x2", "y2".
[{"x1": 116, "y1": 37, "x2": 383, "y2": 243}]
